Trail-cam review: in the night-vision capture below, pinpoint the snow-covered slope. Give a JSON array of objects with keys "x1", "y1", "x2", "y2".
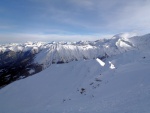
[
  {"x1": 0, "y1": 33, "x2": 141, "y2": 87},
  {"x1": 1, "y1": 33, "x2": 150, "y2": 87},
  {"x1": 0, "y1": 33, "x2": 141, "y2": 67},
  {"x1": 0, "y1": 33, "x2": 150, "y2": 112},
  {"x1": 0, "y1": 46, "x2": 150, "y2": 113},
  {"x1": 29, "y1": 33, "x2": 150, "y2": 68}
]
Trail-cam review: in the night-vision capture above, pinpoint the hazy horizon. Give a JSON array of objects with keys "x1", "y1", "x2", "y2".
[{"x1": 0, "y1": 0, "x2": 150, "y2": 43}]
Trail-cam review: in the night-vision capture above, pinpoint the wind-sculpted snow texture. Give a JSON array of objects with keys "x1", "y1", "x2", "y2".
[
  {"x1": 0, "y1": 33, "x2": 150, "y2": 113},
  {"x1": 0, "y1": 33, "x2": 150, "y2": 87}
]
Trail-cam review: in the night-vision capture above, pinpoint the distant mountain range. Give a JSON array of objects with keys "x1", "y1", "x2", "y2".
[
  {"x1": 1, "y1": 33, "x2": 150, "y2": 113},
  {"x1": 0, "y1": 33, "x2": 150, "y2": 88}
]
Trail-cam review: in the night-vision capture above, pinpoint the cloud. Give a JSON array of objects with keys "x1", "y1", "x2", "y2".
[
  {"x1": 104, "y1": 0, "x2": 150, "y2": 31},
  {"x1": 0, "y1": 33, "x2": 113, "y2": 44},
  {"x1": 28, "y1": 0, "x2": 150, "y2": 33},
  {"x1": 0, "y1": 0, "x2": 150, "y2": 43}
]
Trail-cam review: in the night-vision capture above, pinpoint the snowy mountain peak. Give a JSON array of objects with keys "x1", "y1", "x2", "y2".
[
  {"x1": 0, "y1": 33, "x2": 150, "y2": 87},
  {"x1": 0, "y1": 33, "x2": 150, "y2": 113},
  {"x1": 112, "y1": 32, "x2": 137, "y2": 39}
]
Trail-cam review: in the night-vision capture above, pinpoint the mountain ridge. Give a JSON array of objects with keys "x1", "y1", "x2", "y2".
[
  {"x1": 0, "y1": 33, "x2": 150, "y2": 87},
  {"x1": 0, "y1": 32, "x2": 150, "y2": 112}
]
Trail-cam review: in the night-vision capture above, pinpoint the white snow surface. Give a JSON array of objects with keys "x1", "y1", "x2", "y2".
[
  {"x1": 0, "y1": 33, "x2": 150, "y2": 113},
  {"x1": 1, "y1": 33, "x2": 150, "y2": 69},
  {"x1": 96, "y1": 58, "x2": 105, "y2": 66}
]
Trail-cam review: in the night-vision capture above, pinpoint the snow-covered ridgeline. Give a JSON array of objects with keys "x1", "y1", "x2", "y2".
[
  {"x1": 34, "y1": 44, "x2": 103, "y2": 68},
  {"x1": 1, "y1": 33, "x2": 150, "y2": 68},
  {"x1": 33, "y1": 37, "x2": 135, "y2": 68},
  {"x1": 32, "y1": 33, "x2": 145, "y2": 68},
  {"x1": 1, "y1": 43, "x2": 150, "y2": 113},
  {"x1": 0, "y1": 42, "x2": 45, "y2": 54}
]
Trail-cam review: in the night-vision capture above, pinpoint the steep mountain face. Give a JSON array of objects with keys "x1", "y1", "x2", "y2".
[
  {"x1": 0, "y1": 33, "x2": 150, "y2": 88},
  {"x1": 0, "y1": 33, "x2": 150, "y2": 113},
  {"x1": 0, "y1": 43, "x2": 43, "y2": 87}
]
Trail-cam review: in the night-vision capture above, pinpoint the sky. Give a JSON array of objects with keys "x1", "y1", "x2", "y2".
[{"x1": 0, "y1": 0, "x2": 150, "y2": 43}]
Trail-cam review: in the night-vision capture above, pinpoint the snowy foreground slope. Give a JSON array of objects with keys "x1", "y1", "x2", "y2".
[
  {"x1": 0, "y1": 33, "x2": 150, "y2": 113},
  {"x1": 0, "y1": 32, "x2": 144, "y2": 87}
]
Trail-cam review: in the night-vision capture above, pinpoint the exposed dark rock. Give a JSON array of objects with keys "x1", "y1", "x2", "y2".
[{"x1": 80, "y1": 88, "x2": 86, "y2": 94}]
